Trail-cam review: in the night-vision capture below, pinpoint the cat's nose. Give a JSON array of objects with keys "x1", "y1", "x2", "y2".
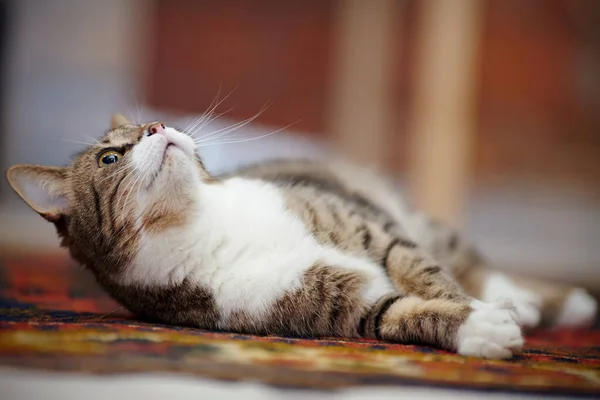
[{"x1": 147, "y1": 122, "x2": 166, "y2": 136}]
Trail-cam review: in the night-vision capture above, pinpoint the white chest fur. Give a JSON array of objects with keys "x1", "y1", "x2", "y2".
[{"x1": 126, "y1": 177, "x2": 393, "y2": 325}]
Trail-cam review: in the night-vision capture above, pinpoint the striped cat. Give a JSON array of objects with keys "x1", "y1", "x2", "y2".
[{"x1": 6, "y1": 114, "x2": 597, "y2": 359}]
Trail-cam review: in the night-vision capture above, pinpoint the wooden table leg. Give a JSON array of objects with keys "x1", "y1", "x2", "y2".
[
  {"x1": 407, "y1": 0, "x2": 484, "y2": 228},
  {"x1": 328, "y1": 0, "x2": 398, "y2": 170}
]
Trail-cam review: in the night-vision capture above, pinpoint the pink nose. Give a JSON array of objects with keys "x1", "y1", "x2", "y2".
[{"x1": 148, "y1": 122, "x2": 166, "y2": 136}]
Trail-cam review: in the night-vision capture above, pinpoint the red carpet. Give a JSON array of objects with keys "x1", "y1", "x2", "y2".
[{"x1": 0, "y1": 253, "x2": 599, "y2": 396}]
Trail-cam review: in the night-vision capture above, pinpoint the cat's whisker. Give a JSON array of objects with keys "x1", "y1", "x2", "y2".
[
  {"x1": 194, "y1": 112, "x2": 285, "y2": 147},
  {"x1": 96, "y1": 306, "x2": 124, "y2": 320},
  {"x1": 186, "y1": 108, "x2": 235, "y2": 139},
  {"x1": 193, "y1": 104, "x2": 270, "y2": 145},
  {"x1": 53, "y1": 138, "x2": 96, "y2": 146},
  {"x1": 81, "y1": 133, "x2": 99, "y2": 144},
  {"x1": 186, "y1": 115, "x2": 212, "y2": 138},
  {"x1": 105, "y1": 165, "x2": 137, "y2": 202},
  {"x1": 121, "y1": 170, "x2": 145, "y2": 209},
  {"x1": 187, "y1": 86, "x2": 238, "y2": 137},
  {"x1": 99, "y1": 164, "x2": 134, "y2": 183},
  {"x1": 124, "y1": 105, "x2": 137, "y2": 127},
  {"x1": 193, "y1": 103, "x2": 270, "y2": 143},
  {"x1": 124, "y1": 162, "x2": 155, "y2": 210},
  {"x1": 182, "y1": 87, "x2": 223, "y2": 135},
  {"x1": 135, "y1": 103, "x2": 144, "y2": 127},
  {"x1": 193, "y1": 107, "x2": 236, "y2": 135},
  {"x1": 124, "y1": 167, "x2": 153, "y2": 210},
  {"x1": 182, "y1": 116, "x2": 205, "y2": 136},
  {"x1": 195, "y1": 121, "x2": 297, "y2": 148},
  {"x1": 187, "y1": 84, "x2": 224, "y2": 132},
  {"x1": 116, "y1": 167, "x2": 143, "y2": 210},
  {"x1": 127, "y1": 85, "x2": 144, "y2": 125}
]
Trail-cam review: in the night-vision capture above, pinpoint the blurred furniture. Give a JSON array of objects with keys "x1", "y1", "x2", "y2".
[
  {"x1": 327, "y1": 0, "x2": 396, "y2": 169},
  {"x1": 145, "y1": 0, "x2": 600, "y2": 224},
  {"x1": 407, "y1": 0, "x2": 483, "y2": 227}
]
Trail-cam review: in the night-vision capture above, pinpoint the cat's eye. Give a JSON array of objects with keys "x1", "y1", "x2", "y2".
[{"x1": 97, "y1": 150, "x2": 123, "y2": 168}]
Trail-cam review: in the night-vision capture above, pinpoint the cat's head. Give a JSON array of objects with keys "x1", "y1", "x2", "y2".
[{"x1": 6, "y1": 113, "x2": 209, "y2": 278}]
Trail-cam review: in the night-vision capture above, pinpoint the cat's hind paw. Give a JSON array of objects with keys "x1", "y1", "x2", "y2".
[
  {"x1": 482, "y1": 273, "x2": 542, "y2": 328},
  {"x1": 554, "y1": 288, "x2": 597, "y2": 328},
  {"x1": 456, "y1": 299, "x2": 524, "y2": 359},
  {"x1": 510, "y1": 294, "x2": 542, "y2": 329}
]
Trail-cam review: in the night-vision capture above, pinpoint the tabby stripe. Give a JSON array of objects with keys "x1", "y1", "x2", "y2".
[
  {"x1": 328, "y1": 231, "x2": 341, "y2": 245},
  {"x1": 328, "y1": 289, "x2": 343, "y2": 329},
  {"x1": 329, "y1": 206, "x2": 341, "y2": 226},
  {"x1": 381, "y1": 238, "x2": 400, "y2": 271},
  {"x1": 305, "y1": 202, "x2": 319, "y2": 233},
  {"x1": 373, "y1": 295, "x2": 401, "y2": 339},
  {"x1": 108, "y1": 176, "x2": 125, "y2": 232},
  {"x1": 361, "y1": 227, "x2": 372, "y2": 249},
  {"x1": 422, "y1": 265, "x2": 441, "y2": 276},
  {"x1": 312, "y1": 269, "x2": 327, "y2": 327},
  {"x1": 416, "y1": 315, "x2": 425, "y2": 342},
  {"x1": 358, "y1": 314, "x2": 368, "y2": 337},
  {"x1": 400, "y1": 238, "x2": 418, "y2": 249},
  {"x1": 92, "y1": 185, "x2": 107, "y2": 249},
  {"x1": 448, "y1": 233, "x2": 458, "y2": 250},
  {"x1": 382, "y1": 221, "x2": 395, "y2": 233},
  {"x1": 429, "y1": 312, "x2": 440, "y2": 343},
  {"x1": 92, "y1": 186, "x2": 104, "y2": 233}
]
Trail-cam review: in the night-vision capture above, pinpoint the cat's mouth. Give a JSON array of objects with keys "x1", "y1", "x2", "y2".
[
  {"x1": 137, "y1": 127, "x2": 197, "y2": 190},
  {"x1": 162, "y1": 142, "x2": 180, "y2": 161},
  {"x1": 164, "y1": 142, "x2": 175, "y2": 154},
  {"x1": 160, "y1": 140, "x2": 179, "y2": 157},
  {"x1": 147, "y1": 142, "x2": 185, "y2": 188}
]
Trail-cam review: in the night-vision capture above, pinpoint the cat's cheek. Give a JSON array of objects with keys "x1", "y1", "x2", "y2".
[{"x1": 130, "y1": 136, "x2": 168, "y2": 178}]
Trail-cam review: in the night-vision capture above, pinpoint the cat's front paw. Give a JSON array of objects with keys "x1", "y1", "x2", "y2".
[{"x1": 456, "y1": 299, "x2": 524, "y2": 359}]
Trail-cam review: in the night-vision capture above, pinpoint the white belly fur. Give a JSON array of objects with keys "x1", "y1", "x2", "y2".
[{"x1": 128, "y1": 177, "x2": 394, "y2": 325}]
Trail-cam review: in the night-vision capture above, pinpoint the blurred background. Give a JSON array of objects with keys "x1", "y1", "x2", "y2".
[{"x1": 0, "y1": 0, "x2": 599, "y2": 290}]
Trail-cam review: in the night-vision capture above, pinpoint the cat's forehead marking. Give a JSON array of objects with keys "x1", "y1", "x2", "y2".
[{"x1": 100, "y1": 124, "x2": 144, "y2": 146}]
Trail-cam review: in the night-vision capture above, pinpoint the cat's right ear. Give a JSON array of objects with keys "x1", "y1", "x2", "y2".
[
  {"x1": 6, "y1": 165, "x2": 69, "y2": 223},
  {"x1": 110, "y1": 113, "x2": 132, "y2": 130}
]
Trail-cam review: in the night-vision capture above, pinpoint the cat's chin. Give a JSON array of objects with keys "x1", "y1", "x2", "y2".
[{"x1": 145, "y1": 149, "x2": 201, "y2": 193}]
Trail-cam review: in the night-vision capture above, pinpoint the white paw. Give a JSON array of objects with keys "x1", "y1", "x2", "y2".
[
  {"x1": 456, "y1": 299, "x2": 524, "y2": 359},
  {"x1": 555, "y1": 288, "x2": 597, "y2": 328},
  {"x1": 482, "y1": 273, "x2": 542, "y2": 328},
  {"x1": 509, "y1": 295, "x2": 542, "y2": 328}
]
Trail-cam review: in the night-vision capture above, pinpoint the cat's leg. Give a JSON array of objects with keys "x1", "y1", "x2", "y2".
[
  {"x1": 348, "y1": 224, "x2": 524, "y2": 355},
  {"x1": 245, "y1": 261, "x2": 522, "y2": 359},
  {"x1": 408, "y1": 212, "x2": 598, "y2": 328},
  {"x1": 463, "y1": 267, "x2": 597, "y2": 329},
  {"x1": 360, "y1": 293, "x2": 523, "y2": 359},
  {"x1": 380, "y1": 239, "x2": 471, "y2": 303}
]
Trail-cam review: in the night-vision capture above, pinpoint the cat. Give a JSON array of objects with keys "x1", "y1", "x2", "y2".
[{"x1": 6, "y1": 114, "x2": 597, "y2": 360}]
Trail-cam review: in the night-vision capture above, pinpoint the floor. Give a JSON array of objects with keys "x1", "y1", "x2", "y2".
[{"x1": 0, "y1": 368, "x2": 576, "y2": 400}]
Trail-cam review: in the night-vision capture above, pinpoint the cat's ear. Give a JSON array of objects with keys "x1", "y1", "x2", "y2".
[
  {"x1": 110, "y1": 113, "x2": 131, "y2": 130},
  {"x1": 6, "y1": 165, "x2": 70, "y2": 222}
]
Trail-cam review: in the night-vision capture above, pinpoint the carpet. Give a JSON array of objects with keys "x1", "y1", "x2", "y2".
[{"x1": 0, "y1": 253, "x2": 599, "y2": 396}]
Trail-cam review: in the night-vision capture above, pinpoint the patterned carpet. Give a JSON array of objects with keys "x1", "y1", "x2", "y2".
[{"x1": 0, "y1": 253, "x2": 599, "y2": 397}]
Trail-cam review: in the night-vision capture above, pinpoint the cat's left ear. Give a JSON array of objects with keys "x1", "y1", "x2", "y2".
[
  {"x1": 110, "y1": 113, "x2": 132, "y2": 130},
  {"x1": 6, "y1": 165, "x2": 70, "y2": 222}
]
